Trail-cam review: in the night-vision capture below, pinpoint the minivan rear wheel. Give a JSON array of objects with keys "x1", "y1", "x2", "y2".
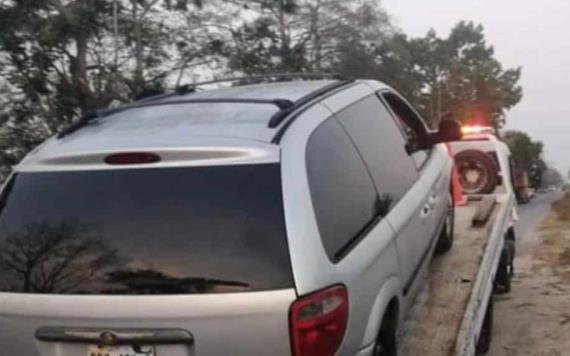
[
  {"x1": 435, "y1": 195, "x2": 455, "y2": 254},
  {"x1": 373, "y1": 310, "x2": 398, "y2": 356},
  {"x1": 373, "y1": 330, "x2": 397, "y2": 356}
]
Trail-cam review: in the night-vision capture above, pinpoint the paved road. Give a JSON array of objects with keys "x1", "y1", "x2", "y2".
[{"x1": 514, "y1": 190, "x2": 563, "y2": 256}]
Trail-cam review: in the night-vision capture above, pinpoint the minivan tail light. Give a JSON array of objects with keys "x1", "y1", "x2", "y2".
[
  {"x1": 289, "y1": 285, "x2": 348, "y2": 356},
  {"x1": 104, "y1": 152, "x2": 161, "y2": 165}
]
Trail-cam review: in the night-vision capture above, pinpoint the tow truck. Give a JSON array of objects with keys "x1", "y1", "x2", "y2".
[{"x1": 398, "y1": 126, "x2": 517, "y2": 355}]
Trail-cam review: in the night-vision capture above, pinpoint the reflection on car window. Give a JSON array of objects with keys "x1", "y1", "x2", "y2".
[
  {"x1": 0, "y1": 164, "x2": 293, "y2": 294},
  {"x1": 335, "y1": 95, "x2": 418, "y2": 207},
  {"x1": 381, "y1": 92, "x2": 433, "y2": 168},
  {"x1": 306, "y1": 117, "x2": 380, "y2": 261}
]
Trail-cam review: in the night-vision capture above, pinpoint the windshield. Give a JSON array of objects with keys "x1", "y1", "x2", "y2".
[{"x1": 0, "y1": 164, "x2": 293, "y2": 295}]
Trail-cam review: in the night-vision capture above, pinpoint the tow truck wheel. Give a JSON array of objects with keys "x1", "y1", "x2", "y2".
[
  {"x1": 476, "y1": 295, "x2": 494, "y2": 355},
  {"x1": 494, "y1": 243, "x2": 513, "y2": 294},
  {"x1": 455, "y1": 149, "x2": 499, "y2": 195},
  {"x1": 435, "y1": 195, "x2": 455, "y2": 254}
]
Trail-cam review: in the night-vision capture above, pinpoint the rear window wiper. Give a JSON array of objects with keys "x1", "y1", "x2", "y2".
[{"x1": 104, "y1": 270, "x2": 251, "y2": 294}]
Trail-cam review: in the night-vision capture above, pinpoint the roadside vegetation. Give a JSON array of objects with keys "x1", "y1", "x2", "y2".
[
  {"x1": 535, "y1": 196, "x2": 570, "y2": 278},
  {"x1": 551, "y1": 191, "x2": 570, "y2": 222}
]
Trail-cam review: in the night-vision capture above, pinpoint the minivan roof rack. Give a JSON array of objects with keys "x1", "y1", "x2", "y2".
[
  {"x1": 101, "y1": 97, "x2": 294, "y2": 118},
  {"x1": 126, "y1": 73, "x2": 342, "y2": 105},
  {"x1": 56, "y1": 98, "x2": 296, "y2": 139},
  {"x1": 270, "y1": 79, "x2": 357, "y2": 143},
  {"x1": 56, "y1": 74, "x2": 352, "y2": 139},
  {"x1": 175, "y1": 72, "x2": 344, "y2": 93},
  {"x1": 57, "y1": 111, "x2": 100, "y2": 139},
  {"x1": 267, "y1": 79, "x2": 354, "y2": 129}
]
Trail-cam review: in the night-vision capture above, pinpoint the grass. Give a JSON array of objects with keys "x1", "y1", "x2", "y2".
[
  {"x1": 552, "y1": 191, "x2": 570, "y2": 221},
  {"x1": 532, "y1": 192, "x2": 570, "y2": 280}
]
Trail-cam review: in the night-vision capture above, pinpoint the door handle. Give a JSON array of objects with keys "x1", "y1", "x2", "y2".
[
  {"x1": 35, "y1": 326, "x2": 194, "y2": 345},
  {"x1": 428, "y1": 194, "x2": 437, "y2": 206}
]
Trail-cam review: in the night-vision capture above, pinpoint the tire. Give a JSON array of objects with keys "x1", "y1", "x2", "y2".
[
  {"x1": 494, "y1": 243, "x2": 513, "y2": 294},
  {"x1": 476, "y1": 295, "x2": 494, "y2": 355},
  {"x1": 373, "y1": 328, "x2": 397, "y2": 356},
  {"x1": 373, "y1": 310, "x2": 398, "y2": 356},
  {"x1": 455, "y1": 150, "x2": 499, "y2": 195},
  {"x1": 435, "y1": 195, "x2": 455, "y2": 254},
  {"x1": 506, "y1": 237, "x2": 516, "y2": 276}
]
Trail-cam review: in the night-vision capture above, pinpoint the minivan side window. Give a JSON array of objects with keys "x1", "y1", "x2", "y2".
[
  {"x1": 336, "y1": 95, "x2": 418, "y2": 208},
  {"x1": 381, "y1": 92, "x2": 431, "y2": 167},
  {"x1": 306, "y1": 117, "x2": 379, "y2": 262}
]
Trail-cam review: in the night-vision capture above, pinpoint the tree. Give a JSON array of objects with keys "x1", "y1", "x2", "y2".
[
  {"x1": 503, "y1": 130, "x2": 545, "y2": 188},
  {"x1": 0, "y1": 0, "x2": 214, "y2": 179},
  {"x1": 372, "y1": 22, "x2": 523, "y2": 128},
  {"x1": 503, "y1": 130, "x2": 543, "y2": 164},
  {"x1": 222, "y1": 0, "x2": 394, "y2": 74},
  {"x1": 0, "y1": 2, "x2": 525, "y2": 180},
  {"x1": 0, "y1": 222, "x2": 118, "y2": 293}
]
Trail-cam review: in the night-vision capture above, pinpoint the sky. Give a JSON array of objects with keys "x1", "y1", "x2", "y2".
[{"x1": 382, "y1": 0, "x2": 570, "y2": 174}]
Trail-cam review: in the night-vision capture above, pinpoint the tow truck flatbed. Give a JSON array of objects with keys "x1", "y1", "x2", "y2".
[{"x1": 399, "y1": 193, "x2": 515, "y2": 356}]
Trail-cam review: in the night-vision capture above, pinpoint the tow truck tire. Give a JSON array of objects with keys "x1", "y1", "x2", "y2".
[
  {"x1": 494, "y1": 244, "x2": 513, "y2": 294},
  {"x1": 455, "y1": 150, "x2": 499, "y2": 195},
  {"x1": 435, "y1": 195, "x2": 455, "y2": 254},
  {"x1": 476, "y1": 295, "x2": 494, "y2": 355}
]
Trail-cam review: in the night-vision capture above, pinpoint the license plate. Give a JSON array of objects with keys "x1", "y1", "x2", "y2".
[{"x1": 87, "y1": 345, "x2": 155, "y2": 356}]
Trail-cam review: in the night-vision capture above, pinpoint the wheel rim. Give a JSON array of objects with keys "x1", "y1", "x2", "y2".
[{"x1": 458, "y1": 158, "x2": 490, "y2": 194}]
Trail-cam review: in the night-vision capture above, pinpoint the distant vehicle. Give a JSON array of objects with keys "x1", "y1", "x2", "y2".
[
  {"x1": 528, "y1": 188, "x2": 537, "y2": 199},
  {"x1": 0, "y1": 75, "x2": 461, "y2": 356},
  {"x1": 513, "y1": 168, "x2": 532, "y2": 203}
]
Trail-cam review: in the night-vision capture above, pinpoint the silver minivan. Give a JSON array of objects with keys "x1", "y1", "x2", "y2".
[{"x1": 0, "y1": 77, "x2": 458, "y2": 356}]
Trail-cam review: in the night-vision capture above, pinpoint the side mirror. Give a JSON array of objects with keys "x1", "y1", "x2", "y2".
[{"x1": 427, "y1": 119, "x2": 463, "y2": 146}]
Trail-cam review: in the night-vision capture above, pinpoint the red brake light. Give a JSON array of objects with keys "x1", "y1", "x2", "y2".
[
  {"x1": 289, "y1": 285, "x2": 348, "y2": 356},
  {"x1": 104, "y1": 152, "x2": 161, "y2": 165}
]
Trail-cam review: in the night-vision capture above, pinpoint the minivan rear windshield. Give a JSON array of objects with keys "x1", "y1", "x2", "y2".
[{"x1": 0, "y1": 164, "x2": 293, "y2": 294}]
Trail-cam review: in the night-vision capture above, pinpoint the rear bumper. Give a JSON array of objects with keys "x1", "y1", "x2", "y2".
[{"x1": 0, "y1": 289, "x2": 297, "y2": 356}]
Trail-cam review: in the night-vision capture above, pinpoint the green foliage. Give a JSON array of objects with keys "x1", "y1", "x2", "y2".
[
  {"x1": 369, "y1": 22, "x2": 522, "y2": 128},
  {"x1": 224, "y1": 0, "x2": 391, "y2": 74},
  {"x1": 0, "y1": 0, "x2": 215, "y2": 178},
  {"x1": 503, "y1": 129, "x2": 547, "y2": 188},
  {"x1": 503, "y1": 130, "x2": 543, "y2": 165},
  {"x1": 0, "y1": 1, "x2": 524, "y2": 180}
]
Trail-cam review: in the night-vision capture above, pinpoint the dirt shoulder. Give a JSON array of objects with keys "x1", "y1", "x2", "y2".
[{"x1": 490, "y1": 192, "x2": 570, "y2": 355}]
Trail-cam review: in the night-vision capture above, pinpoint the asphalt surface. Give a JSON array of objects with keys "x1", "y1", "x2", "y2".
[{"x1": 514, "y1": 190, "x2": 563, "y2": 256}]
